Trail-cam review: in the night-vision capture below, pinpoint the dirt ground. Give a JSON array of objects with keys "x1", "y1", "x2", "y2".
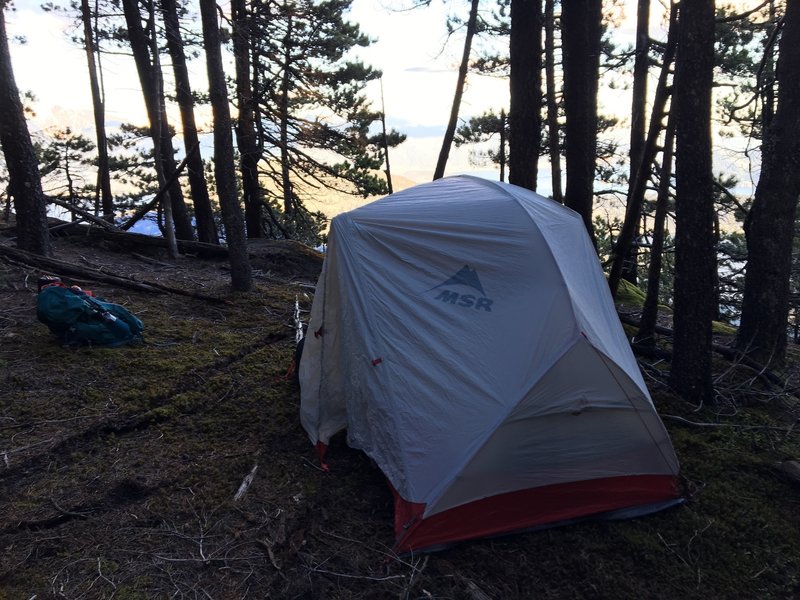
[{"x1": 2, "y1": 225, "x2": 800, "y2": 599}]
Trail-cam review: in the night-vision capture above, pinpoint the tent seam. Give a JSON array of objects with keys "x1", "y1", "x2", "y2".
[{"x1": 585, "y1": 343, "x2": 680, "y2": 476}]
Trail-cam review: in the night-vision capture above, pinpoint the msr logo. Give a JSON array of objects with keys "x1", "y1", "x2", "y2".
[{"x1": 431, "y1": 265, "x2": 493, "y2": 312}]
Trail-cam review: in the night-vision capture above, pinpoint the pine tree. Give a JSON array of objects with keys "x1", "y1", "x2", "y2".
[
  {"x1": 249, "y1": 0, "x2": 402, "y2": 241},
  {"x1": 200, "y1": 0, "x2": 252, "y2": 291},
  {"x1": 669, "y1": 0, "x2": 716, "y2": 404},
  {"x1": 79, "y1": 0, "x2": 114, "y2": 222},
  {"x1": 560, "y1": 0, "x2": 602, "y2": 242},
  {"x1": 160, "y1": 0, "x2": 219, "y2": 244},
  {"x1": 508, "y1": 0, "x2": 541, "y2": 192},
  {"x1": 737, "y1": 1, "x2": 800, "y2": 366},
  {"x1": 37, "y1": 127, "x2": 97, "y2": 219},
  {"x1": 121, "y1": 0, "x2": 193, "y2": 243},
  {"x1": 0, "y1": 2, "x2": 50, "y2": 255},
  {"x1": 454, "y1": 110, "x2": 508, "y2": 180},
  {"x1": 433, "y1": 0, "x2": 481, "y2": 180}
]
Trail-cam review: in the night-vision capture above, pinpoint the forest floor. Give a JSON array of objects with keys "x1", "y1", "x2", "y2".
[{"x1": 1, "y1": 222, "x2": 800, "y2": 599}]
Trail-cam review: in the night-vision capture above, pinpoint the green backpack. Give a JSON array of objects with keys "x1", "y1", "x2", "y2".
[{"x1": 37, "y1": 285, "x2": 144, "y2": 347}]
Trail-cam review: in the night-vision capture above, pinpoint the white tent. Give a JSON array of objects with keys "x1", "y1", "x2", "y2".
[{"x1": 299, "y1": 175, "x2": 681, "y2": 552}]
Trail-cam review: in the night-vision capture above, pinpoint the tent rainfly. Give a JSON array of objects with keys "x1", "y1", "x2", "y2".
[{"x1": 299, "y1": 175, "x2": 682, "y2": 553}]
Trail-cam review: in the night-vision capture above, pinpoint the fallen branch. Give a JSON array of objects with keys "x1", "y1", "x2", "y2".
[
  {"x1": 119, "y1": 142, "x2": 200, "y2": 232},
  {"x1": 619, "y1": 313, "x2": 790, "y2": 391},
  {"x1": 662, "y1": 414, "x2": 796, "y2": 433},
  {"x1": 0, "y1": 243, "x2": 226, "y2": 303},
  {"x1": 48, "y1": 218, "x2": 87, "y2": 234},
  {"x1": 62, "y1": 227, "x2": 228, "y2": 259},
  {"x1": 47, "y1": 197, "x2": 118, "y2": 231}
]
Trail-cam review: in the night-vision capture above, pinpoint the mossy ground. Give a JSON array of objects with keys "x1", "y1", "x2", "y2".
[{"x1": 1, "y1": 233, "x2": 799, "y2": 599}]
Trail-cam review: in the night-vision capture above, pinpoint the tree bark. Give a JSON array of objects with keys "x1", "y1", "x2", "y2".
[
  {"x1": 544, "y1": 0, "x2": 562, "y2": 202},
  {"x1": 379, "y1": 77, "x2": 394, "y2": 193},
  {"x1": 628, "y1": 0, "x2": 650, "y2": 195},
  {"x1": 669, "y1": 0, "x2": 716, "y2": 404},
  {"x1": 560, "y1": 0, "x2": 602, "y2": 241},
  {"x1": 121, "y1": 0, "x2": 193, "y2": 242},
  {"x1": 432, "y1": 0, "x2": 480, "y2": 181},
  {"x1": 499, "y1": 108, "x2": 507, "y2": 182},
  {"x1": 145, "y1": 0, "x2": 178, "y2": 259},
  {"x1": 279, "y1": 13, "x2": 294, "y2": 218},
  {"x1": 160, "y1": 0, "x2": 219, "y2": 245},
  {"x1": 80, "y1": 0, "x2": 114, "y2": 222},
  {"x1": 0, "y1": 3, "x2": 50, "y2": 255},
  {"x1": 619, "y1": 0, "x2": 651, "y2": 284},
  {"x1": 232, "y1": 0, "x2": 265, "y2": 238},
  {"x1": 508, "y1": 0, "x2": 542, "y2": 192},
  {"x1": 608, "y1": 3, "x2": 678, "y2": 297},
  {"x1": 737, "y1": 3, "x2": 800, "y2": 366},
  {"x1": 637, "y1": 114, "x2": 675, "y2": 345},
  {"x1": 200, "y1": 0, "x2": 253, "y2": 291}
]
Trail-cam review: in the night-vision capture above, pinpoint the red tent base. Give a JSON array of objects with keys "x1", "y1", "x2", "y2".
[{"x1": 392, "y1": 474, "x2": 682, "y2": 553}]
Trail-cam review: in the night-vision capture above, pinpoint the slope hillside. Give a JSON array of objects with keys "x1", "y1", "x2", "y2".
[{"x1": 1, "y1": 225, "x2": 799, "y2": 599}]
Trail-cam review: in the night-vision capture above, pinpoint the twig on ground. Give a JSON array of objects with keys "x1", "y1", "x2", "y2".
[
  {"x1": 50, "y1": 497, "x2": 91, "y2": 520},
  {"x1": 233, "y1": 463, "x2": 259, "y2": 501},
  {"x1": 306, "y1": 564, "x2": 407, "y2": 582},
  {"x1": 401, "y1": 555, "x2": 428, "y2": 600},
  {"x1": 663, "y1": 414, "x2": 796, "y2": 432},
  {"x1": 300, "y1": 457, "x2": 327, "y2": 472},
  {"x1": 3, "y1": 437, "x2": 55, "y2": 456}
]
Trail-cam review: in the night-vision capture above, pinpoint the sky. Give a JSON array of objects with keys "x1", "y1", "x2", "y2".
[
  {"x1": 4, "y1": 0, "x2": 754, "y2": 220},
  {"x1": 4, "y1": 0, "x2": 512, "y2": 186}
]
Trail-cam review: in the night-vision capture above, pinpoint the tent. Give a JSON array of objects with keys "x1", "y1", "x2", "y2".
[{"x1": 299, "y1": 175, "x2": 682, "y2": 553}]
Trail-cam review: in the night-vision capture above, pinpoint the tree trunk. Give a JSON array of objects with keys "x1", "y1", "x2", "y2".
[
  {"x1": 499, "y1": 108, "x2": 507, "y2": 182},
  {"x1": 508, "y1": 0, "x2": 542, "y2": 192},
  {"x1": 80, "y1": 0, "x2": 113, "y2": 222},
  {"x1": 121, "y1": 0, "x2": 193, "y2": 242},
  {"x1": 620, "y1": 0, "x2": 651, "y2": 285},
  {"x1": 145, "y1": 0, "x2": 178, "y2": 259},
  {"x1": 279, "y1": 14, "x2": 294, "y2": 218},
  {"x1": 120, "y1": 143, "x2": 196, "y2": 232},
  {"x1": 200, "y1": 0, "x2": 253, "y2": 292},
  {"x1": 560, "y1": 0, "x2": 602, "y2": 241},
  {"x1": 379, "y1": 77, "x2": 394, "y2": 194},
  {"x1": 628, "y1": 0, "x2": 650, "y2": 195},
  {"x1": 160, "y1": 0, "x2": 219, "y2": 245},
  {"x1": 64, "y1": 145, "x2": 78, "y2": 221},
  {"x1": 760, "y1": 1, "x2": 778, "y2": 132},
  {"x1": 432, "y1": 0, "x2": 480, "y2": 181},
  {"x1": 608, "y1": 3, "x2": 678, "y2": 297},
  {"x1": 544, "y1": 0, "x2": 562, "y2": 202},
  {"x1": 737, "y1": 2, "x2": 800, "y2": 366},
  {"x1": 668, "y1": 0, "x2": 716, "y2": 404},
  {"x1": 637, "y1": 114, "x2": 675, "y2": 345},
  {"x1": 0, "y1": 4, "x2": 50, "y2": 255},
  {"x1": 232, "y1": 0, "x2": 265, "y2": 238}
]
